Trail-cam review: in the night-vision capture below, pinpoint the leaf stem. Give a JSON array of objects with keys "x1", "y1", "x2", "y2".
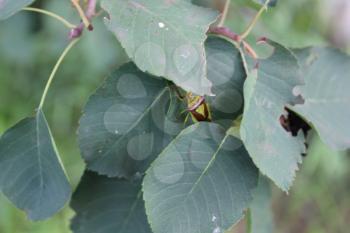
[
  {"x1": 69, "y1": 0, "x2": 96, "y2": 39},
  {"x1": 240, "y1": 0, "x2": 270, "y2": 40},
  {"x1": 71, "y1": 0, "x2": 92, "y2": 30},
  {"x1": 38, "y1": 39, "x2": 80, "y2": 110},
  {"x1": 246, "y1": 209, "x2": 252, "y2": 233},
  {"x1": 86, "y1": 0, "x2": 97, "y2": 18},
  {"x1": 208, "y1": 27, "x2": 241, "y2": 42},
  {"x1": 217, "y1": 0, "x2": 231, "y2": 27},
  {"x1": 243, "y1": 40, "x2": 258, "y2": 59},
  {"x1": 22, "y1": 7, "x2": 76, "y2": 29}
]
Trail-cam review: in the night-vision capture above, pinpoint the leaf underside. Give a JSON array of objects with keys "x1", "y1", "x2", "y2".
[
  {"x1": 101, "y1": 0, "x2": 219, "y2": 95},
  {"x1": 205, "y1": 36, "x2": 246, "y2": 129},
  {"x1": 0, "y1": 110, "x2": 71, "y2": 220},
  {"x1": 71, "y1": 171, "x2": 152, "y2": 233},
  {"x1": 143, "y1": 122, "x2": 258, "y2": 233}
]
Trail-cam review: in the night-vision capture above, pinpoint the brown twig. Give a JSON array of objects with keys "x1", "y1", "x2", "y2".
[
  {"x1": 208, "y1": 27, "x2": 241, "y2": 42},
  {"x1": 208, "y1": 26, "x2": 260, "y2": 68},
  {"x1": 69, "y1": 0, "x2": 97, "y2": 39},
  {"x1": 71, "y1": 0, "x2": 91, "y2": 28}
]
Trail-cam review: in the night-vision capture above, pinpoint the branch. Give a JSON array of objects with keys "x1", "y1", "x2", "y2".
[
  {"x1": 240, "y1": 0, "x2": 270, "y2": 40},
  {"x1": 22, "y1": 7, "x2": 76, "y2": 29},
  {"x1": 208, "y1": 26, "x2": 259, "y2": 61},
  {"x1": 71, "y1": 0, "x2": 91, "y2": 29},
  {"x1": 86, "y1": 0, "x2": 97, "y2": 18},
  {"x1": 69, "y1": 0, "x2": 97, "y2": 39},
  {"x1": 217, "y1": 0, "x2": 230, "y2": 27},
  {"x1": 38, "y1": 39, "x2": 80, "y2": 109},
  {"x1": 208, "y1": 27, "x2": 241, "y2": 42}
]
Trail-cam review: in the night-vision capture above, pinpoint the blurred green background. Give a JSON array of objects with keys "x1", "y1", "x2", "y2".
[{"x1": 0, "y1": 0, "x2": 349, "y2": 232}]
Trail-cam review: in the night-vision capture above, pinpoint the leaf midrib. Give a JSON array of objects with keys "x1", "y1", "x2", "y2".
[
  {"x1": 35, "y1": 111, "x2": 44, "y2": 209},
  {"x1": 186, "y1": 134, "x2": 229, "y2": 197},
  {"x1": 119, "y1": 190, "x2": 143, "y2": 232}
]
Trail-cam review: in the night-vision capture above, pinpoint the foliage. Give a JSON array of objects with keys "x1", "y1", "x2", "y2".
[
  {"x1": 102, "y1": 0, "x2": 219, "y2": 95},
  {"x1": 0, "y1": 110, "x2": 70, "y2": 220},
  {"x1": 143, "y1": 122, "x2": 258, "y2": 233},
  {"x1": 78, "y1": 62, "x2": 186, "y2": 178},
  {"x1": 241, "y1": 40, "x2": 306, "y2": 191},
  {"x1": 291, "y1": 47, "x2": 350, "y2": 150},
  {"x1": 71, "y1": 171, "x2": 151, "y2": 233},
  {"x1": 0, "y1": 0, "x2": 35, "y2": 20},
  {"x1": 0, "y1": 0, "x2": 349, "y2": 233}
]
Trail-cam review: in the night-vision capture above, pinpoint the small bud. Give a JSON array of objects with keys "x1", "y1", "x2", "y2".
[{"x1": 69, "y1": 28, "x2": 81, "y2": 39}]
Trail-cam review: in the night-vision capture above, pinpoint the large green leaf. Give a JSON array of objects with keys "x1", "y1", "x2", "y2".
[
  {"x1": 71, "y1": 171, "x2": 151, "y2": 233},
  {"x1": 0, "y1": 0, "x2": 35, "y2": 20},
  {"x1": 206, "y1": 36, "x2": 247, "y2": 128},
  {"x1": 291, "y1": 47, "x2": 350, "y2": 150},
  {"x1": 248, "y1": 176, "x2": 274, "y2": 233},
  {"x1": 101, "y1": 0, "x2": 219, "y2": 96},
  {"x1": 143, "y1": 122, "x2": 258, "y2": 233},
  {"x1": 241, "y1": 40, "x2": 306, "y2": 192},
  {"x1": 78, "y1": 62, "x2": 185, "y2": 178},
  {"x1": 0, "y1": 110, "x2": 71, "y2": 220}
]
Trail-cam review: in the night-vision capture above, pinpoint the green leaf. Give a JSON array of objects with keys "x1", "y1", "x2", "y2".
[
  {"x1": 0, "y1": 110, "x2": 71, "y2": 220},
  {"x1": 291, "y1": 47, "x2": 350, "y2": 150},
  {"x1": 101, "y1": 0, "x2": 219, "y2": 96},
  {"x1": 292, "y1": 47, "x2": 313, "y2": 70},
  {"x1": 143, "y1": 122, "x2": 258, "y2": 233},
  {"x1": 248, "y1": 176, "x2": 274, "y2": 233},
  {"x1": 241, "y1": 40, "x2": 306, "y2": 192},
  {"x1": 78, "y1": 62, "x2": 185, "y2": 178},
  {"x1": 205, "y1": 36, "x2": 247, "y2": 128},
  {"x1": 0, "y1": 0, "x2": 35, "y2": 20},
  {"x1": 71, "y1": 171, "x2": 151, "y2": 233}
]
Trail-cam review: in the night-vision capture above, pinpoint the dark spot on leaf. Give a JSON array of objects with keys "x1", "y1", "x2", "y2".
[
  {"x1": 280, "y1": 108, "x2": 311, "y2": 137},
  {"x1": 280, "y1": 108, "x2": 311, "y2": 156}
]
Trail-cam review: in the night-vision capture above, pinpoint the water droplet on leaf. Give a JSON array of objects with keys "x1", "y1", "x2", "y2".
[{"x1": 158, "y1": 22, "x2": 165, "y2": 28}]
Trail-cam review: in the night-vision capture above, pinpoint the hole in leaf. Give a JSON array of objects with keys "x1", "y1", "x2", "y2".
[
  {"x1": 280, "y1": 108, "x2": 311, "y2": 137},
  {"x1": 280, "y1": 108, "x2": 311, "y2": 156}
]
